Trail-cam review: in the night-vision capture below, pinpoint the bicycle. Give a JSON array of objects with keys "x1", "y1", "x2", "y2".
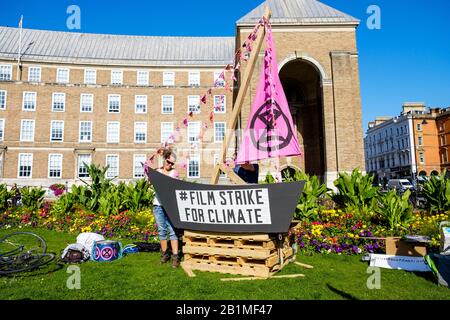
[{"x1": 0, "y1": 232, "x2": 55, "y2": 275}]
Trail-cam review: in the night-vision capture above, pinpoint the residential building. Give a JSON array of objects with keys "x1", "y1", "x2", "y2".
[{"x1": 365, "y1": 103, "x2": 442, "y2": 182}]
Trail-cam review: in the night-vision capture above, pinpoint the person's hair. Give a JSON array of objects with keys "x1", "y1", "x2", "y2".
[{"x1": 162, "y1": 148, "x2": 176, "y2": 162}]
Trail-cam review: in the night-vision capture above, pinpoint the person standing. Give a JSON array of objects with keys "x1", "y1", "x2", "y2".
[
  {"x1": 150, "y1": 148, "x2": 181, "y2": 268},
  {"x1": 233, "y1": 162, "x2": 260, "y2": 184},
  {"x1": 11, "y1": 184, "x2": 21, "y2": 207}
]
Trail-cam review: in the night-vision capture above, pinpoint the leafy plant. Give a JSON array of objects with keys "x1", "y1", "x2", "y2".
[
  {"x1": 122, "y1": 179, "x2": 154, "y2": 213},
  {"x1": 263, "y1": 172, "x2": 276, "y2": 184},
  {"x1": 376, "y1": 189, "x2": 413, "y2": 234},
  {"x1": 80, "y1": 163, "x2": 114, "y2": 211},
  {"x1": 0, "y1": 184, "x2": 12, "y2": 212},
  {"x1": 70, "y1": 185, "x2": 93, "y2": 210},
  {"x1": 283, "y1": 170, "x2": 328, "y2": 222},
  {"x1": 331, "y1": 169, "x2": 380, "y2": 220},
  {"x1": 98, "y1": 187, "x2": 122, "y2": 216},
  {"x1": 51, "y1": 192, "x2": 76, "y2": 220},
  {"x1": 20, "y1": 186, "x2": 45, "y2": 212},
  {"x1": 422, "y1": 171, "x2": 450, "y2": 213}
]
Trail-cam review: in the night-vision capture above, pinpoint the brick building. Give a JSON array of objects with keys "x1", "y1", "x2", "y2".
[
  {"x1": 436, "y1": 109, "x2": 450, "y2": 173},
  {"x1": 0, "y1": 0, "x2": 365, "y2": 189}
]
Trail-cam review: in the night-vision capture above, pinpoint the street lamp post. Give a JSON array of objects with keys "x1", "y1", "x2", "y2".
[{"x1": 411, "y1": 113, "x2": 420, "y2": 206}]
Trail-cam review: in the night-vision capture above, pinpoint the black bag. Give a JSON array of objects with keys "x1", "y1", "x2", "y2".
[
  {"x1": 61, "y1": 244, "x2": 90, "y2": 263},
  {"x1": 62, "y1": 249, "x2": 84, "y2": 263},
  {"x1": 134, "y1": 242, "x2": 161, "y2": 252}
]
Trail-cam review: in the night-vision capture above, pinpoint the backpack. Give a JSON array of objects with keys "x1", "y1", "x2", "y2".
[
  {"x1": 61, "y1": 243, "x2": 90, "y2": 263},
  {"x1": 123, "y1": 244, "x2": 139, "y2": 255}
]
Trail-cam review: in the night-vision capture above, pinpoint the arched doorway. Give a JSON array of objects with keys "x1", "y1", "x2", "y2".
[{"x1": 279, "y1": 59, "x2": 325, "y2": 179}]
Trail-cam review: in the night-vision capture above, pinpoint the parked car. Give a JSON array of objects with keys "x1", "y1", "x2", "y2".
[
  {"x1": 387, "y1": 179, "x2": 414, "y2": 193},
  {"x1": 413, "y1": 176, "x2": 428, "y2": 191}
]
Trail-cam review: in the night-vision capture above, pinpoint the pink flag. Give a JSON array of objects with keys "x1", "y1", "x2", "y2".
[{"x1": 236, "y1": 23, "x2": 301, "y2": 164}]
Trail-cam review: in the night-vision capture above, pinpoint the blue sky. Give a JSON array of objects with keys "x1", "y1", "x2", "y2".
[{"x1": 1, "y1": 0, "x2": 449, "y2": 134}]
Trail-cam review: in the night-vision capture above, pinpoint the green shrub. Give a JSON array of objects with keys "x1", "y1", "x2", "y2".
[
  {"x1": 20, "y1": 186, "x2": 45, "y2": 212},
  {"x1": 51, "y1": 164, "x2": 154, "y2": 217},
  {"x1": 422, "y1": 171, "x2": 450, "y2": 213},
  {"x1": 263, "y1": 172, "x2": 277, "y2": 184},
  {"x1": 122, "y1": 179, "x2": 155, "y2": 213},
  {"x1": 0, "y1": 184, "x2": 12, "y2": 212},
  {"x1": 283, "y1": 170, "x2": 328, "y2": 222},
  {"x1": 98, "y1": 186, "x2": 122, "y2": 216},
  {"x1": 331, "y1": 169, "x2": 380, "y2": 220},
  {"x1": 376, "y1": 189, "x2": 413, "y2": 235},
  {"x1": 80, "y1": 163, "x2": 114, "y2": 212},
  {"x1": 51, "y1": 192, "x2": 76, "y2": 220}
]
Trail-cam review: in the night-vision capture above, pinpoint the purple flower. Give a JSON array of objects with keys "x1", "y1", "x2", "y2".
[
  {"x1": 299, "y1": 242, "x2": 305, "y2": 248},
  {"x1": 352, "y1": 245, "x2": 359, "y2": 253}
]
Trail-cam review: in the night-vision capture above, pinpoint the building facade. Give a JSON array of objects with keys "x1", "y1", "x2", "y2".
[
  {"x1": 365, "y1": 103, "x2": 443, "y2": 182},
  {"x1": 0, "y1": 0, "x2": 366, "y2": 190},
  {"x1": 436, "y1": 109, "x2": 450, "y2": 172}
]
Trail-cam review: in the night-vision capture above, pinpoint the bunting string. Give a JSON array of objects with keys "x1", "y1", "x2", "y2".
[{"x1": 145, "y1": 17, "x2": 267, "y2": 173}]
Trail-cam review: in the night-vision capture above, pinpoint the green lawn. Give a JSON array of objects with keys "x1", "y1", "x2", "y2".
[{"x1": 0, "y1": 227, "x2": 448, "y2": 300}]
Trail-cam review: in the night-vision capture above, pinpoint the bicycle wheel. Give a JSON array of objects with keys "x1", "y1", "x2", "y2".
[
  {"x1": 0, "y1": 253, "x2": 55, "y2": 275},
  {"x1": 0, "y1": 232, "x2": 47, "y2": 257}
]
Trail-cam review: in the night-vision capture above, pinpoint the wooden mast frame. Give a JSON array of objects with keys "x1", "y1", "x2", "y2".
[{"x1": 210, "y1": 6, "x2": 272, "y2": 185}]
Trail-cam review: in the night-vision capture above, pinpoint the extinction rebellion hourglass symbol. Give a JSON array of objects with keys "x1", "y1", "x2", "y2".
[{"x1": 249, "y1": 99, "x2": 294, "y2": 153}]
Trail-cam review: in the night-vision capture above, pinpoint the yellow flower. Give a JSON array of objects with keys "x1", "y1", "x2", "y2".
[{"x1": 81, "y1": 226, "x2": 92, "y2": 233}]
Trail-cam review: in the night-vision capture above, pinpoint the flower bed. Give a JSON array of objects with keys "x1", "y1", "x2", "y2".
[
  {"x1": 289, "y1": 209, "x2": 449, "y2": 255},
  {"x1": 1, "y1": 202, "x2": 159, "y2": 242}
]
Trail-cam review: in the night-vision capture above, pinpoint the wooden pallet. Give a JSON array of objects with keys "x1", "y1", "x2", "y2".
[{"x1": 181, "y1": 230, "x2": 294, "y2": 278}]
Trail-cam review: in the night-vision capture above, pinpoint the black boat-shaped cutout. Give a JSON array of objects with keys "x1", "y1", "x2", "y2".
[{"x1": 147, "y1": 168, "x2": 305, "y2": 234}]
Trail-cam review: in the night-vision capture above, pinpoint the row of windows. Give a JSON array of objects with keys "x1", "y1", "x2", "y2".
[
  {"x1": 367, "y1": 151, "x2": 429, "y2": 172},
  {"x1": 366, "y1": 125, "x2": 410, "y2": 145},
  {"x1": 17, "y1": 153, "x2": 206, "y2": 179},
  {"x1": 2, "y1": 119, "x2": 226, "y2": 144},
  {"x1": 367, "y1": 152, "x2": 412, "y2": 171},
  {"x1": 0, "y1": 64, "x2": 226, "y2": 87},
  {"x1": 0, "y1": 90, "x2": 227, "y2": 114},
  {"x1": 366, "y1": 138, "x2": 410, "y2": 156}
]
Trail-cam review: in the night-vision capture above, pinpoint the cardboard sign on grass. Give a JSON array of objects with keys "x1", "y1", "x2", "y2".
[{"x1": 369, "y1": 254, "x2": 431, "y2": 272}]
